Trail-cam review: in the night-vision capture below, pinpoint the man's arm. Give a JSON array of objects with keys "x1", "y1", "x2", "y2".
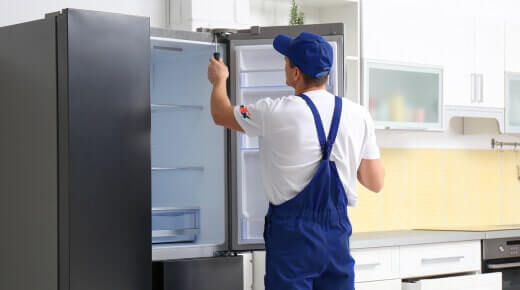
[
  {"x1": 357, "y1": 159, "x2": 385, "y2": 193},
  {"x1": 208, "y1": 57, "x2": 244, "y2": 132}
]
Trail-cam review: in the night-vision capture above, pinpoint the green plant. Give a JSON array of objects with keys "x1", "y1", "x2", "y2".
[{"x1": 289, "y1": 0, "x2": 305, "y2": 25}]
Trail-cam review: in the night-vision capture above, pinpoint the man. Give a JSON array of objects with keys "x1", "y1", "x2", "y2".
[{"x1": 208, "y1": 32, "x2": 385, "y2": 290}]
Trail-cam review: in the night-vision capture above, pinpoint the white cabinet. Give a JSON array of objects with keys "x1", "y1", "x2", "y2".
[
  {"x1": 442, "y1": 0, "x2": 504, "y2": 108},
  {"x1": 363, "y1": 0, "x2": 505, "y2": 110},
  {"x1": 402, "y1": 273, "x2": 502, "y2": 290},
  {"x1": 473, "y1": 0, "x2": 505, "y2": 108},
  {"x1": 505, "y1": 22, "x2": 520, "y2": 133},
  {"x1": 355, "y1": 279, "x2": 401, "y2": 290},
  {"x1": 399, "y1": 241, "x2": 481, "y2": 278},
  {"x1": 351, "y1": 247, "x2": 400, "y2": 282},
  {"x1": 362, "y1": 0, "x2": 446, "y2": 65}
]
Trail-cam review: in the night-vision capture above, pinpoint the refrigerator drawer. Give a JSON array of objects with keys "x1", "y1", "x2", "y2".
[{"x1": 152, "y1": 207, "x2": 200, "y2": 243}]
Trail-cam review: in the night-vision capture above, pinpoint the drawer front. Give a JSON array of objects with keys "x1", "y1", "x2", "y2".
[
  {"x1": 351, "y1": 247, "x2": 400, "y2": 282},
  {"x1": 400, "y1": 241, "x2": 481, "y2": 278},
  {"x1": 402, "y1": 273, "x2": 502, "y2": 290},
  {"x1": 356, "y1": 279, "x2": 401, "y2": 290}
]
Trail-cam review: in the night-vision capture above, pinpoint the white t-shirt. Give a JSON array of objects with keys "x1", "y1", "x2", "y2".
[{"x1": 233, "y1": 89, "x2": 380, "y2": 207}]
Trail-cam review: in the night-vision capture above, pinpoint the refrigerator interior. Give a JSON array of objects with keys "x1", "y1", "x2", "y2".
[
  {"x1": 234, "y1": 42, "x2": 339, "y2": 245},
  {"x1": 150, "y1": 37, "x2": 226, "y2": 248}
]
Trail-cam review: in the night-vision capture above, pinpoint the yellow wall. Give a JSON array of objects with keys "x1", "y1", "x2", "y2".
[{"x1": 350, "y1": 149, "x2": 520, "y2": 233}]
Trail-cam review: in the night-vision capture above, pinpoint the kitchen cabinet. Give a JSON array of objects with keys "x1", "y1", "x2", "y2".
[
  {"x1": 443, "y1": 0, "x2": 504, "y2": 108},
  {"x1": 250, "y1": 240, "x2": 491, "y2": 289},
  {"x1": 363, "y1": 0, "x2": 505, "y2": 114},
  {"x1": 364, "y1": 62, "x2": 443, "y2": 130},
  {"x1": 355, "y1": 279, "x2": 401, "y2": 290},
  {"x1": 402, "y1": 272, "x2": 501, "y2": 290},
  {"x1": 362, "y1": 0, "x2": 446, "y2": 65},
  {"x1": 351, "y1": 246, "x2": 400, "y2": 282},
  {"x1": 505, "y1": 22, "x2": 520, "y2": 133},
  {"x1": 505, "y1": 73, "x2": 520, "y2": 134},
  {"x1": 399, "y1": 240, "x2": 481, "y2": 278}
]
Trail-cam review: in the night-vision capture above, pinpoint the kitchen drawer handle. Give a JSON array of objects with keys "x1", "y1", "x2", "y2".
[
  {"x1": 356, "y1": 262, "x2": 381, "y2": 268},
  {"x1": 421, "y1": 256, "x2": 464, "y2": 264},
  {"x1": 487, "y1": 262, "x2": 520, "y2": 270}
]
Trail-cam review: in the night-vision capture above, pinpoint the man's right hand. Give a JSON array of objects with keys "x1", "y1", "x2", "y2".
[{"x1": 208, "y1": 57, "x2": 229, "y2": 86}]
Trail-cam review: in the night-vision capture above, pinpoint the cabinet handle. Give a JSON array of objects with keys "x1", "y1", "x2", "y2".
[
  {"x1": 487, "y1": 262, "x2": 520, "y2": 269},
  {"x1": 421, "y1": 256, "x2": 464, "y2": 264},
  {"x1": 478, "y1": 74, "x2": 484, "y2": 103},
  {"x1": 471, "y1": 74, "x2": 477, "y2": 103},
  {"x1": 356, "y1": 262, "x2": 381, "y2": 268}
]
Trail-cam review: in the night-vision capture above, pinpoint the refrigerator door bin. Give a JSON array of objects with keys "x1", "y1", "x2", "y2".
[{"x1": 152, "y1": 208, "x2": 200, "y2": 243}]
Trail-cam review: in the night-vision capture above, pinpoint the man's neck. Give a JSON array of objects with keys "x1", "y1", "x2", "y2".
[{"x1": 294, "y1": 85, "x2": 327, "y2": 96}]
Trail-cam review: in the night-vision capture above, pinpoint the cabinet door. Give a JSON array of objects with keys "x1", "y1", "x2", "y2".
[
  {"x1": 402, "y1": 273, "x2": 502, "y2": 290},
  {"x1": 442, "y1": 0, "x2": 477, "y2": 106},
  {"x1": 355, "y1": 279, "x2": 401, "y2": 290},
  {"x1": 474, "y1": 0, "x2": 505, "y2": 108},
  {"x1": 362, "y1": 0, "x2": 446, "y2": 65},
  {"x1": 364, "y1": 62, "x2": 443, "y2": 130}
]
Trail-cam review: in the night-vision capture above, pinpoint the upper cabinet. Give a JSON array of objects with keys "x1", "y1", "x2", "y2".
[
  {"x1": 505, "y1": 0, "x2": 520, "y2": 133},
  {"x1": 362, "y1": 0, "x2": 445, "y2": 129},
  {"x1": 362, "y1": 0, "x2": 508, "y2": 131}
]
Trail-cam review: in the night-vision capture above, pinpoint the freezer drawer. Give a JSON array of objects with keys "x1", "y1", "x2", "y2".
[
  {"x1": 152, "y1": 256, "x2": 244, "y2": 290},
  {"x1": 402, "y1": 273, "x2": 502, "y2": 290},
  {"x1": 152, "y1": 207, "x2": 200, "y2": 243}
]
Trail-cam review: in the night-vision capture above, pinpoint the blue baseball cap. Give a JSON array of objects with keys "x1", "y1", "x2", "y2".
[{"x1": 273, "y1": 32, "x2": 333, "y2": 77}]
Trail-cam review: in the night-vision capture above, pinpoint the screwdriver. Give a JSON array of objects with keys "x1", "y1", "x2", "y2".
[{"x1": 213, "y1": 33, "x2": 220, "y2": 60}]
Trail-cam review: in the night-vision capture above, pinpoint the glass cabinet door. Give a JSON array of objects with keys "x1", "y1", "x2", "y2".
[
  {"x1": 364, "y1": 62, "x2": 443, "y2": 130},
  {"x1": 150, "y1": 36, "x2": 226, "y2": 256},
  {"x1": 506, "y1": 73, "x2": 520, "y2": 133}
]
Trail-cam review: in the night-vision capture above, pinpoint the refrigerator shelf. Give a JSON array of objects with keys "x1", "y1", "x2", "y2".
[
  {"x1": 152, "y1": 167, "x2": 204, "y2": 171},
  {"x1": 151, "y1": 104, "x2": 204, "y2": 111}
]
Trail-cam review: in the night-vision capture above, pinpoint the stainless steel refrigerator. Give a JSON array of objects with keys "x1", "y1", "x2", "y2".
[
  {"x1": 0, "y1": 9, "x2": 151, "y2": 290},
  {"x1": 0, "y1": 8, "x2": 344, "y2": 290}
]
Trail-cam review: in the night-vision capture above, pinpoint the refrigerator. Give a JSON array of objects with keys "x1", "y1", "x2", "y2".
[
  {"x1": 0, "y1": 9, "x2": 151, "y2": 290},
  {"x1": 0, "y1": 8, "x2": 344, "y2": 290}
]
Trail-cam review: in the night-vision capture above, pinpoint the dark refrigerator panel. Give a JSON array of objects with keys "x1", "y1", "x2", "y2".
[
  {"x1": 0, "y1": 17, "x2": 59, "y2": 290},
  {"x1": 58, "y1": 9, "x2": 151, "y2": 290}
]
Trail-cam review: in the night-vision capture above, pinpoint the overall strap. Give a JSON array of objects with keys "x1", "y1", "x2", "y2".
[
  {"x1": 325, "y1": 96, "x2": 343, "y2": 159},
  {"x1": 298, "y1": 94, "x2": 343, "y2": 160}
]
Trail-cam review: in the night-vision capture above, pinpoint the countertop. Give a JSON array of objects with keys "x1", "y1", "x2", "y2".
[
  {"x1": 350, "y1": 230, "x2": 485, "y2": 249},
  {"x1": 350, "y1": 228, "x2": 520, "y2": 249},
  {"x1": 153, "y1": 229, "x2": 520, "y2": 260}
]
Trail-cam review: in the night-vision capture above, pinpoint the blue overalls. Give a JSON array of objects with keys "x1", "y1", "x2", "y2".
[{"x1": 264, "y1": 94, "x2": 355, "y2": 290}]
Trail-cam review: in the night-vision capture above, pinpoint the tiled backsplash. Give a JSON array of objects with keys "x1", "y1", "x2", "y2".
[{"x1": 350, "y1": 149, "x2": 520, "y2": 232}]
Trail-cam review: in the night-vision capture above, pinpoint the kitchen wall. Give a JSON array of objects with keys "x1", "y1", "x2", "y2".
[
  {"x1": 351, "y1": 148, "x2": 520, "y2": 232},
  {"x1": 0, "y1": 0, "x2": 167, "y2": 27}
]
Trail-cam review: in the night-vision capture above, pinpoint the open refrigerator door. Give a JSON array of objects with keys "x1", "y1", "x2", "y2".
[{"x1": 228, "y1": 24, "x2": 344, "y2": 251}]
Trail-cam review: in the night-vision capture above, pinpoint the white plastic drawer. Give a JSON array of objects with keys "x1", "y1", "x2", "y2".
[
  {"x1": 399, "y1": 241, "x2": 481, "y2": 278},
  {"x1": 351, "y1": 247, "x2": 400, "y2": 282},
  {"x1": 355, "y1": 279, "x2": 401, "y2": 290},
  {"x1": 402, "y1": 273, "x2": 502, "y2": 290}
]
